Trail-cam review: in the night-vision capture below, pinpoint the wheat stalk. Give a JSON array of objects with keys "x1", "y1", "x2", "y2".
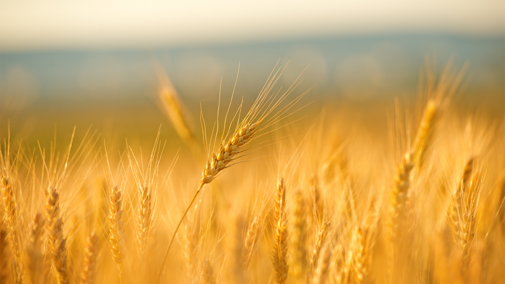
[
  {"x1": 81, "y1": 231, "x2": 99, "y2": 284},
  {"x1": 45, "y1": 186, "x2": 69, "y2": 284},
  {"x1": 272, "y1": 178, "x2": 289, "y2": 284}
]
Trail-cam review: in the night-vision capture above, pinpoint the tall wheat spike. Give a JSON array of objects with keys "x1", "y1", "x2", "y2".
[
  {"x1": 447, "y1": 158, "x2": 481, "y2": 270},
  {"x1": 308, "y1": 221, "x2": 330, "y2": 280},
  {"x1": 183, "y1": 220, "x2": 198, "y2": 278},
  {"x1": 0, "y1": 229, "x2": 8, "y2": 284},
  {"x1": 156, "y1": 65, "x2": 199, "y2": 155},
  {"x1": 1, "y1": 176, "x2": 22, "y2": 284},
  {"x1": 290, "y1": 190, "x2": 307, "y2": 280},
  {"x1": 26, "y1": 212, "x2": 44, "y2": 284},
  {"x1": 45, "y1": 186, "x2": 69, "y2": 284},
  {"x1": 243, "y1": 215, "x2": 261, "y2": 269},
  {"x1": 156, "y1": 63, "x2": 308, "y2": 282},
  {"x1": 311, "y1": 244, "x2": 331, "y2": 284},
  {"x1": 107, "y1": 186, "x2": 125, "y2": 281},
  {"x1": 81, "y1": 231, "x2": 99, "y2": 284},
  {"x1": 388, "y1": 152, "x2": 414, "y2": 280},
  {"x1": 272, "y1": 178, "x2": 289, "y2": 284},
  {"x1": 201, "y1": 259, "x2": 216, "y2": 284},
  {"x1": 352, "y1": 227, "x2": 371, "y2": 284},
  {"x1": 137, "y1": 184, "x2": 152, "y2": 255}
]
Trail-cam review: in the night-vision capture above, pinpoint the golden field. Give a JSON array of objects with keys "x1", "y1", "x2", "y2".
[{"x1": 0, "y1": 61, "x2": 505, "y2": 284}]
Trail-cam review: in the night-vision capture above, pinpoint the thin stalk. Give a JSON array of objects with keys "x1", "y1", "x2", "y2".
[{"x1": 156, "y1": 182, "x2": 204, "y2": 284}]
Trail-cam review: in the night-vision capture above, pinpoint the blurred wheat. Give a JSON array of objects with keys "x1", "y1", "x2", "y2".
[{"x1": 0, "y1": 61, "x2": 503, "y2": 284}]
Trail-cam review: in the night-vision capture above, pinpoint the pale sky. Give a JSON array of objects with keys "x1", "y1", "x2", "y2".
[{"x1": 0, "y1": 0, "x2": 504, "y2": 51}]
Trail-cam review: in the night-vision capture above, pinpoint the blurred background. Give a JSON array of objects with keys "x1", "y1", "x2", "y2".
[{"x1": 0, "y1": 0, "x2": 504, "y2": 148}]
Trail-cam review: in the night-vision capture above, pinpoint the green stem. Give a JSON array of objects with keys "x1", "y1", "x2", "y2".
[{"x1": 156, "y1": 182, "x2": 204, "y2": 284}]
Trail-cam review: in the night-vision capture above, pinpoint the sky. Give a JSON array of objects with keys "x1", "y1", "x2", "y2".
[{"x1": 1, "y1": 0, "x2": 504, "y2": 51}]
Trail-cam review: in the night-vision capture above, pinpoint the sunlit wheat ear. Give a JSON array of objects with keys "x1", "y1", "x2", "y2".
[
  {"x1": 0, "y1": 229, "x2": 9, "y2": 284},
  {"x1": 388, "y1": 153, "x2": 414, "y2": 241},
  {"x1": 310, "y1": 177, "x2": 324, "y2": 225},
  {"x1": 201, "y1": 259, "x2": 216, "y2": 284},
  {"x1": 387, "y1": 152, "x2": 414, "y2": 279},
  {"x1": 45, "y1": 186, "x2": 69, "y2": 284},
  {"x1": 26, "y1": 212, "x2": 44, "y2": 284},
  {"x1": 272, "y1": 178, "x2": 289, "y2": 284},
  {"x1": 157, "y1": 63, "x2": 309, "y2": 283},
  {"x1": 352, "y1": 227, "x2": 370, "y2": 284},
  {"x1": 137, "y1": 184, "x2": 152, "y2": 255},
  {"x1": 290, "y1": 190, "x2": 308, "y2": 280},
  {"x1": 447, "y1": 158, "x2": 481, "y2": 269},
  {"x1": 308, "y1": 221, "x2": 330, "y2": 280},
  {"x1": 412, "y1": 99, "x2": 437, "y2": 171},
  {"x1": 81, "y1": 231, "x2": 99, "y2": 284},
  {"x1": 156, "y1": 65, "x2": 199, "y2": 153},
  {"x1": 243, "y1": 215, "x2": 261, "y2": 269},
  {"x1": 447, "y1": 158, "x2": 474, "y2": 247},
  {"x1": 311, "y1": 244, "x2": 331, "y2": 284},
  {"x1": 183, "y1": 220, "x2": 198, "y2": 278},
  {"x1": 107, "y1": 186, "x2": 125, "y2": 279},
  {"x1": 1, "y1": 176, "x2": 22, "y2": 284}
]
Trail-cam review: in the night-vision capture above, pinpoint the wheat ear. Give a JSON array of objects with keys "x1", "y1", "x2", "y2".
[
  {"x1": 308, "y1": 221, "x2": 330, "y2": 279},
  {"x1": 243, "y1": 215, "x2": 261, "y2": 269},
  {"x1": 26, "y1": 212, "x2": 44, "y2": 284},
  {"x1": 137, "y1": 184, "x2": 152, "y2": 255},
  {"x1": 290, "y1": 190, "x2": 308, "y2": 280},
  {"x1": 272, "y1": 178, "x2": 289, "y2": 284},
  {"x1": 1, "y1": 176, "x2": 22, "y2": 283},
  {"x1": 387, "y1": 153, "x2": 414, "y2": 280},
  {"x1": 81, "y1": 231, "x2": 99, "y2": 284},
  {"x1": 0, "y1": 229, "x2": 8, "y2": 284},
  {"x1": 201, "y1": 259, "x2": 216, "y2": 284},
  {"x1": 352, "y1": 227, "x2": 370, "y2": 284},
  {"x1": 311, "y1": 244, "x2": 332, "y2": 284},
  {"x1": 447, "y1": 158, "x2": 480, "y2": 269},
  {"x1": 412, "y1": 99, "x2": 438, "y2": 170},
  {"x1": 183, "y1": 220, "x2": 198, "y2": 278},
  {"x1": 45, "y1": 186, "x2": 69, "y2": 284},
  {"x1": 156, "y1": 64, "x2": 308, "y2": 283},
  {"x1": 107, "y1": 186, "x2": 125, "y2": 281}
]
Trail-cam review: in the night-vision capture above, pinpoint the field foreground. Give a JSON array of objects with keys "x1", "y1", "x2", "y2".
[{"x1": 1, "y1": 63, "x2": 505, "y2": 284}]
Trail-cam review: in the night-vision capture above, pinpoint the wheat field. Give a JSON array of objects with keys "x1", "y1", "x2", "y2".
[{"x1": 1, "y1": 61, "x2": 504, "y2": 284}]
